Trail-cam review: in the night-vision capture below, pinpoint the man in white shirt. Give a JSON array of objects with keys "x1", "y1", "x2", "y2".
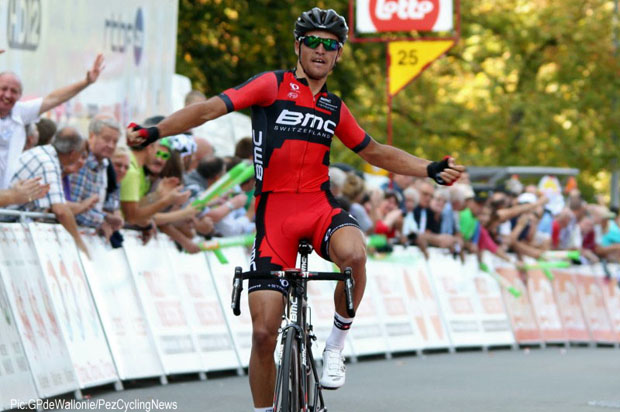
[{"x1": 0, "y1": 54, "x2": 104, "y2": 189}]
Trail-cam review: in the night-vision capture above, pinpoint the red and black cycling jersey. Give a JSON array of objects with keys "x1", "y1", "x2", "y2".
[{"x1": 219, "y1": 69, "x2": 372, "y2": 195}]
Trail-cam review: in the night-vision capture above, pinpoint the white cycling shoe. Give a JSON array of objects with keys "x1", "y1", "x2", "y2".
[{"x1": 320, "y1": 348, "x2": 346, "y2": 390}]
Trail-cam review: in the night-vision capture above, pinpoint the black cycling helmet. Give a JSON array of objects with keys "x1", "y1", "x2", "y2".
[{"x1": 294, "y1": 7, "x2": 349, "y2": 44}]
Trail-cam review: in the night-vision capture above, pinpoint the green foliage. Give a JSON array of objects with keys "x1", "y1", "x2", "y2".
[{"x1": 177, "y1": 0, "x2": 619, "y2": 195}]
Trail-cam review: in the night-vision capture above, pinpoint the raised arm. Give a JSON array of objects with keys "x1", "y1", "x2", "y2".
[
  {"x1": 40, "y1": 54, "x2": 104, "y2": 114},
  {"x1": 126, "y1": 96, "x2": 228, "y2": 147},
  {"x1": 358, "y1": 139, "x2": 464, "y2": 185}
]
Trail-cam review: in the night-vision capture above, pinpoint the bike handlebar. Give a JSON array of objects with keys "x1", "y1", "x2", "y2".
[{"x1": 231, "y1": 267, "x2": 356, "y2": 318}]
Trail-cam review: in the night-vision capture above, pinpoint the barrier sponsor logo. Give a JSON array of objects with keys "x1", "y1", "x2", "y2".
[{"x1": 7, "y1": 0, "x2": 41, "y2": 51}]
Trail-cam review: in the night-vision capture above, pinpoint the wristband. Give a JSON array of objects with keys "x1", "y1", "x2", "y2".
[
  {"x1": 128, "y1": 122, "x2": 160, "y2": 148},
  {"x1": 225, "y1": 201, "x2": 235, "y2": 210},
  {"x1": 426, "y1": 156, "x2": 452, "y2": 186}
]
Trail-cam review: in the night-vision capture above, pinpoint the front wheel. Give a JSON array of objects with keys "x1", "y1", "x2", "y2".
[{"x1": 274, "y1": 328, "x2": 301, "y2": 412}]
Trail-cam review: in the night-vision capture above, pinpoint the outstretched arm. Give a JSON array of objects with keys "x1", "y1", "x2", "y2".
[
  {"x1": 126, "y1": 96, "x2": 228, "y2": 146},
  {"x1": 358, "y1": 139, "x2": 464, "y2": 184},
  {"x1": 40, "y1": 54, "x2": 104, "y2": 114}
]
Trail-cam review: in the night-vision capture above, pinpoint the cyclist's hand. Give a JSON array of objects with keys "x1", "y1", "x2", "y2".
[
  {"x1": 127, "y1": 122, "x2": 160, "y2": 147},
  {"x1": 427, "y1": 156, "x2": 465, "y2": 186}
]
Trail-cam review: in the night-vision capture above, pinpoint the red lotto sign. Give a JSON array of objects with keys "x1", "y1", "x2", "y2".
[{"x1": 355, "y1": 0, "x2": 454, "y2": 33}]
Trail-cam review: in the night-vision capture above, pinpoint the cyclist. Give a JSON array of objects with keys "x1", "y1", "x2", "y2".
[{"x1": 127, "y1": 7, "x2": 464, "y2": 412}]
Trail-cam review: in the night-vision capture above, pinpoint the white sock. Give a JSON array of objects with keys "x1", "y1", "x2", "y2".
[
  {"x1": 254, "y1": 408, "x2": 273, "y2": 412},
  {"x1": 325, "y1": 312, "x2": 353, "y2": 351}
]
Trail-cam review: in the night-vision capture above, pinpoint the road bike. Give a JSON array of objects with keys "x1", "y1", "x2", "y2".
[{"x1": 231, "y1": 241, "x2": 356, "y2": 412}]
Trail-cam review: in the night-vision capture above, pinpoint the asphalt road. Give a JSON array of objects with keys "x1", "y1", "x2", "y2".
[{"x1": 48, "y1": 346, "x2": 620, "y2": 412}]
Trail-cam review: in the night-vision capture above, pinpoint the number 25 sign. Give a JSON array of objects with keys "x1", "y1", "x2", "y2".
[{"x1": 387, "y1": 40, "x2": 454, "y2": 96}]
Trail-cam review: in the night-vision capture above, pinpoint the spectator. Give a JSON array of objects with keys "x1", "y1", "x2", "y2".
[
  {"x1": 105, "y1": 145, "x2": 131, "y2": 214},
  {"x1": 10, "y1": 126, "x2": 89, "y2": 255},
  {"x1": 234, "y1": 137, "x2": 253, "y2": 160},
  {"x1": 69, "y1": 115, "x2": 123, "y2": 240},
  {"x1": 374, "y1": 190, "x2": 403, "y2": 239},
  {"x1": 413, "y1": 180, "x2": 435, "y2": 233},
  {"x1": 23, "y1": 123, "x2": 39, "y2": 151},
  {"x1": 551, "y1": 208, "x2": 580, "y2": 250},
  {"x1": 381, "y1": 173, "x2": 415, "y2": 211},
  {"x1": 120, "y1": 137, "x2": 189, "y2": 227},
  {"x1": 341, "y1": 172, "x2": 373, "y2": 234},
  {"x1": 187, "y1": 137, "x2": 214, "y2": 172},
  {"x1": 35, "y1": 118, "x2": 57, "y2": 146},
  {"x1": 400, "y1": 186, "x2": 429, "y2": 257},
  {"x1": 0, "y1": 54, "x2": 104, "y2": 189}
]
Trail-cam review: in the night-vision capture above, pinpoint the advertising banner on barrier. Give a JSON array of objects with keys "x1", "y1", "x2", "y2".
[
  {"x1": 551, "y1": 270, "x2": 590, "y2": 342},
  {"x1": 427, "y1": 249, "x2": 484, "y2": 347},
  {"x1": 494, "y1": 265, "x2": 541, "y2": 344},
  {"x1": 466, "y1": 258, "x2": 514, "y2": 346},
  {"x1": 0, "y1": 271, "x2": 38, "y2": 411},
  {"x1": 165, "y1": 241, "x2": 241, "y2": 371},
  {"x1": 205, "y1": 247, "x2": 253, "y2": 367},
  {"x1": 396, "y1": 249, "x2": 450, "y2": 349},
  {"x1": 0, "y1": 224, "x2": 77, "y2": 398},
  {"x1": 80, "y1": 232, "x2": 163, "y2": 380},
  {"x1": 306, "y1": 253, "x2": 356, "y2": 359},
  {"x1": 525, "y1": 269, "x2": 567, "y2": 343},
  {"x1": 29, "y1": 224, "x2": 118, "y2": 388},
  {"x1": 123, "y1": 232, "x2": 204, "y2": 374},
  {"x1": 366, "y1": 253, "x2": 423, "y2": 353},
  {"x1": 597, "y1": 264, "x2": 620, "y2": 341},
  {"x1": 574, "y1": 269, "x2": 616, "y2": 343},
  {"x1": 345, "y1": 264, "x2": 390, "y2": 356}
]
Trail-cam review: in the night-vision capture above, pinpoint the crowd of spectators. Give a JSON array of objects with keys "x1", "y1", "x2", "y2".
[{"x1": 2, "y1": 53, "x2": 620, "y2": 274}]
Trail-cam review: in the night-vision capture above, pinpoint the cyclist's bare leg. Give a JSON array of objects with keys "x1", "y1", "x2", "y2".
[
  {"x1": 328, "y1": 225, "x2": 367, "y2": 315},
  {"x1": 248, "y1": 290, "x2": 285, "y2": 408}
]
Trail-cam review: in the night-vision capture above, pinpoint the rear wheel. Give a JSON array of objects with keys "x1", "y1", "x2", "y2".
[{"x1": 274, "y1": 328, "x2": 301, "y2": 411}]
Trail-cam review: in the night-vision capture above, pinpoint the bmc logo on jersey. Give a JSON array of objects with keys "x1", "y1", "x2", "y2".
[
  {"x1": 275, "y1": 110, "x2": 336, "y2": 135},
  {"x1": 367, "y1": 0, "x2": 442, "y2": 32}
]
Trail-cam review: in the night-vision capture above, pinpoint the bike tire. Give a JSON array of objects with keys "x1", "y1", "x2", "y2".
[{"x1": 275, "y1": 328, "x2": 301, "y2": 412}]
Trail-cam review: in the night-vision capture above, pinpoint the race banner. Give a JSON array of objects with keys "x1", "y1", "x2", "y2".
[
  {"x1": 494, "y1": 265, "x2": 542, "y2": 344},
  {"x1": 29, "y1": 224, "x2": 118, "y2": 389},
  {"x1": 387, "y1": 40, "x2": 455, "y2": 96},
  {"x1": 525, "y1": 268, "x2": 567, "y2": 343},
  {"x1": 356, "y1": 0, "x2": 454, "y2": 33},
  {"x1": 574, "y1": 269, "x2": 616, "y2": 343},
  {"x1": 0, "y1": 270, "x2": 38, "y2": 411},
  {"x1": 427, "y1": 249, "x2": 484, "y2": 347},
  {"x1": 80, "y1": 231, "x2": 164, "y2": 380},
  {"x1": 0, "y1": 224, "x2": 77, "y2": 398},
  {"x1": 165, "y1": 241, "x2": 241, "y2": 372},
  {"x1": 123, "y1": 232, "x2": 204, "y2": 374},
  {"x1": 366, "y1": 252, "x2": 424, "y2": 353},
  {"x1": 551, "y1": 270, "x2": 590, "y2": 342},
  {"x1": 205, "y1": 247, "x2": 253, "y2": 367}
]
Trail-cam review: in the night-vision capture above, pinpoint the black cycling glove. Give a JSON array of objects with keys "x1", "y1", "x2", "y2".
[
  {"x1": 128, "y1": 122, "x2": 160, "y2": 148},
  {"x1": 426, "y1": 156, "x2": 453, "y2": 186}
]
